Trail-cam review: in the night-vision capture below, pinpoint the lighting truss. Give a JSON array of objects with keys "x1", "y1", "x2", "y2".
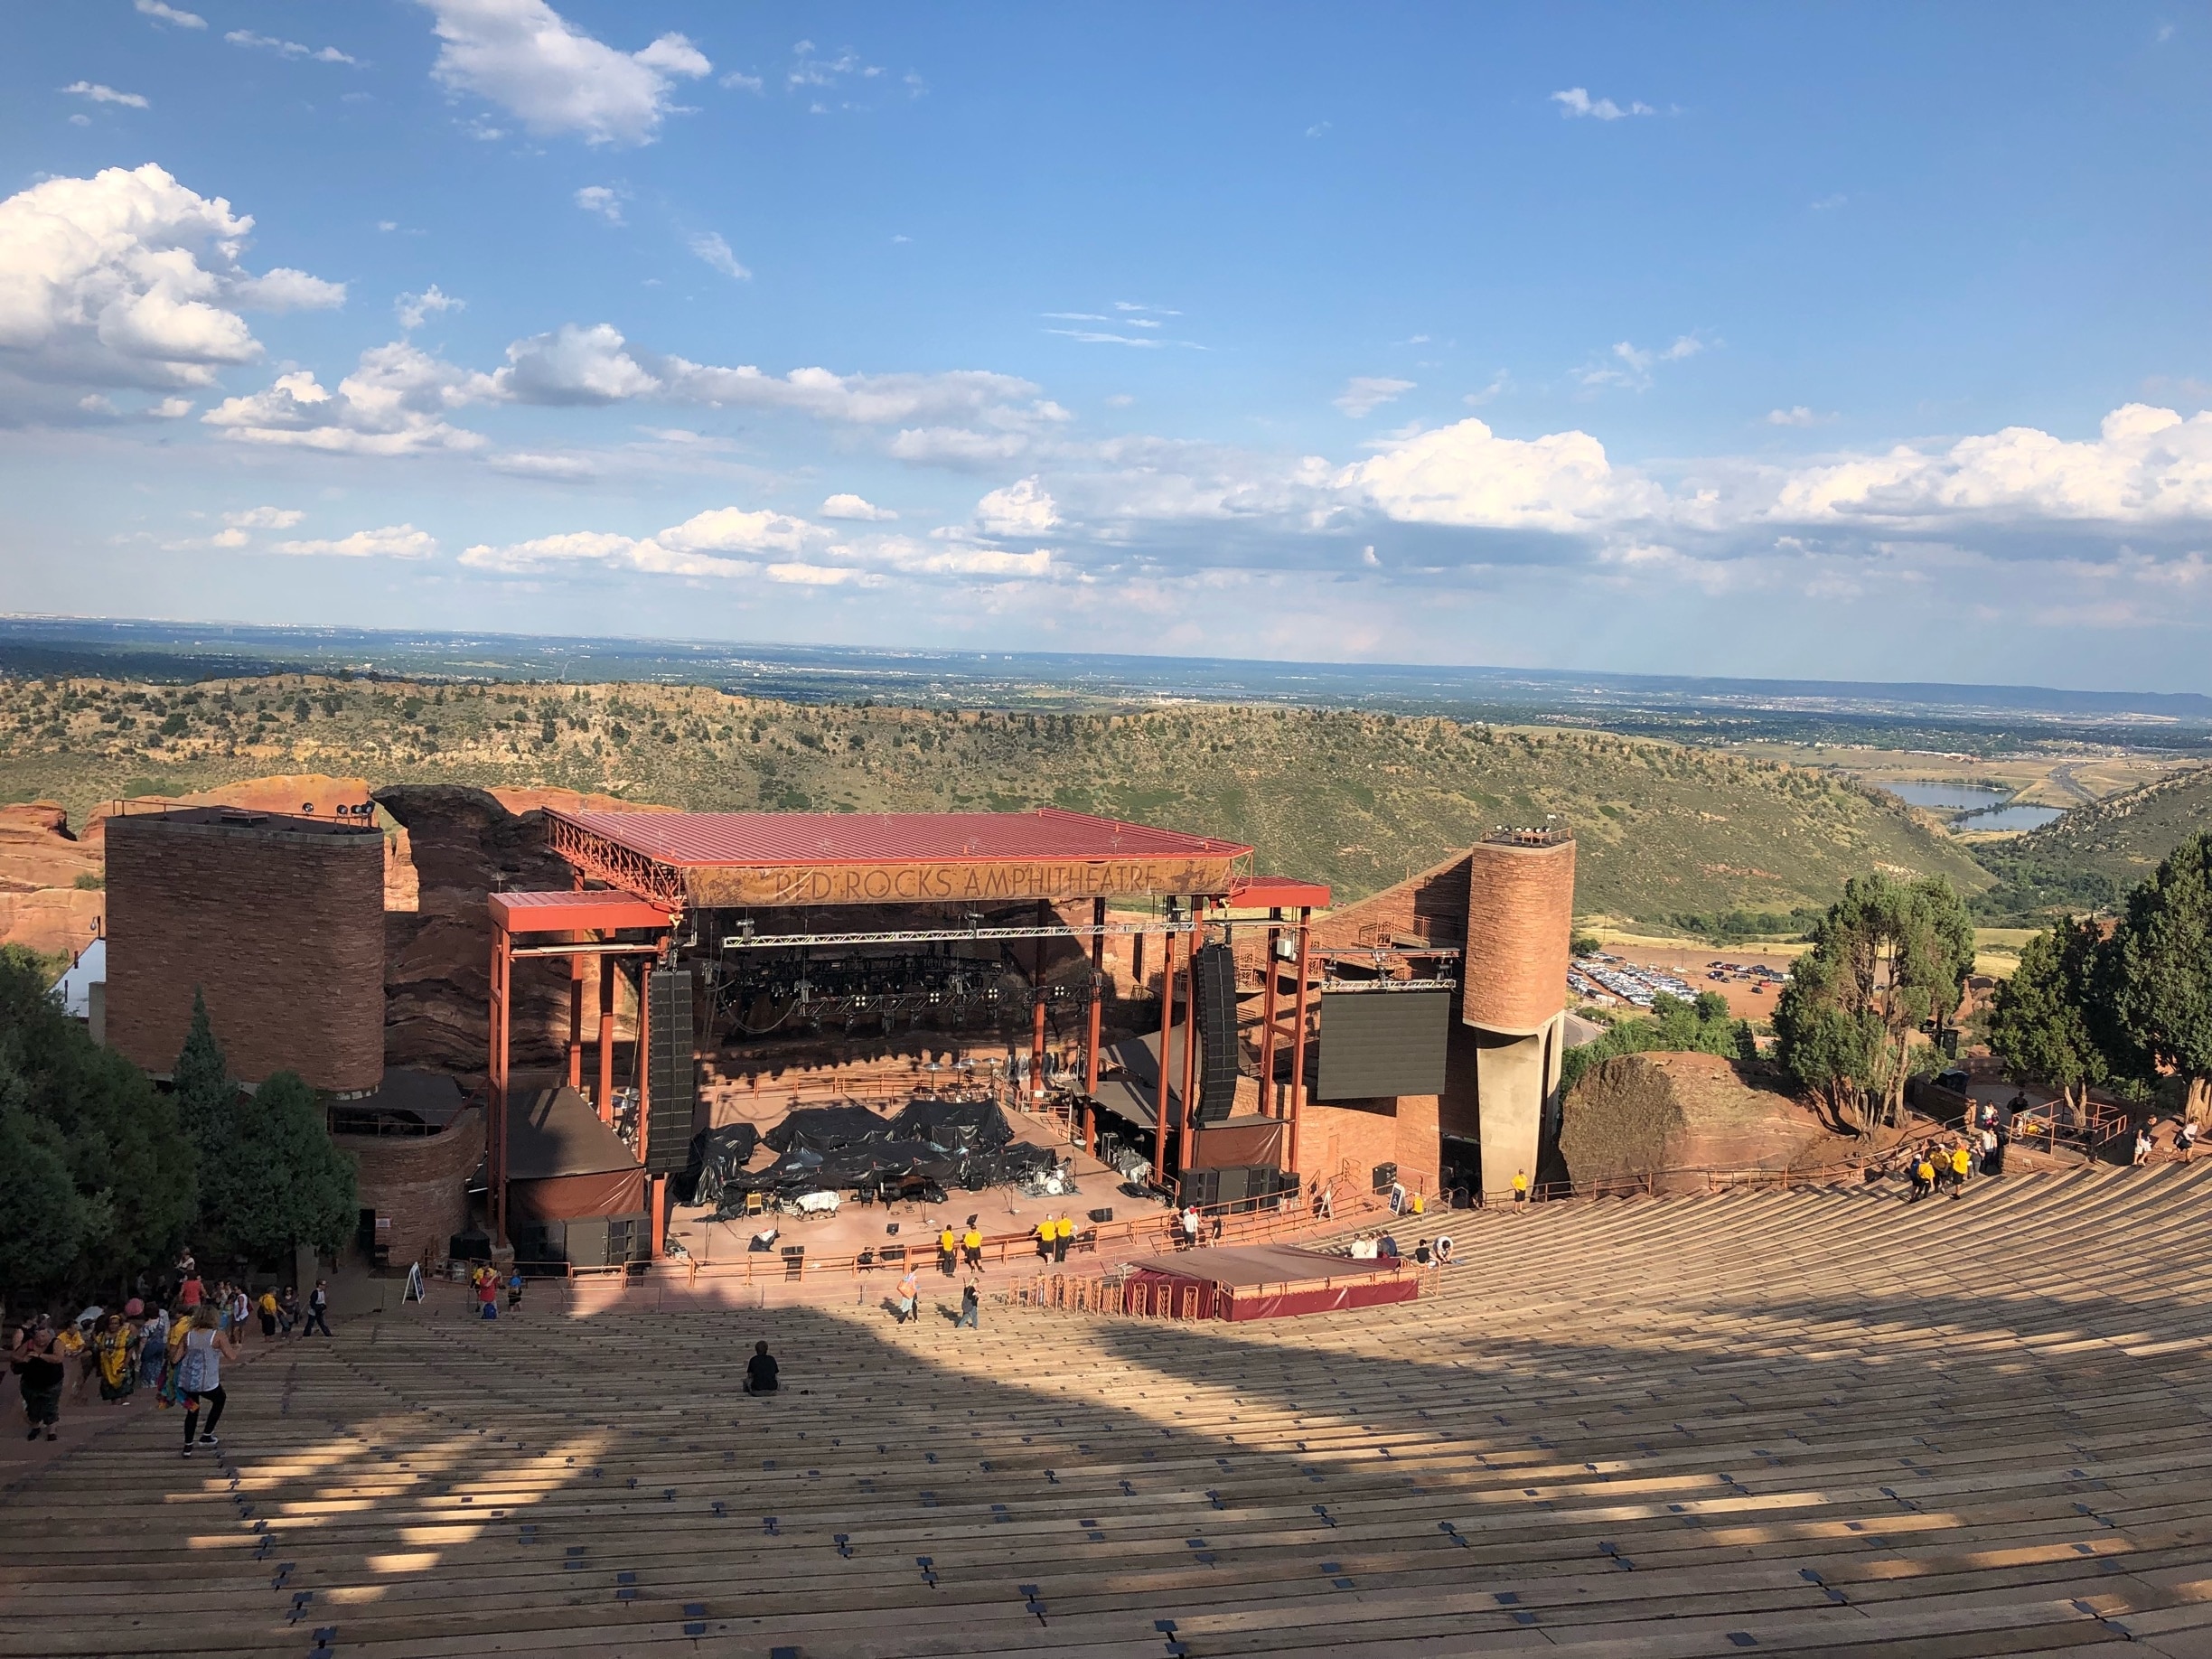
[{"x1": 714, "y1": 919, "x2": 1196, "y2": 951}]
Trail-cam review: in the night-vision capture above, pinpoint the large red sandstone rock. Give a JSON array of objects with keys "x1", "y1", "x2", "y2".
[
  {"x1": 374, "y1": 784, "x2": 577, "y2": 1076},
  {"x1": 1561, "y1": 1051, "x2": 1850, "y2": 1192},
  {"x1": 0, "y1": 887, "x2": 104, "y2": 958},
  {"x1": 0, "y1": 801, "x2": 101, "y2": 893}
]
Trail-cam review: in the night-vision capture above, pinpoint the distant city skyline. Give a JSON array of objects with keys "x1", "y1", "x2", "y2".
[{"x1": 4, "y1": 3, "x2": 2209, "y2": 690}]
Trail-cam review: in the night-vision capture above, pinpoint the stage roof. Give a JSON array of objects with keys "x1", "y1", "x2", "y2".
[{"x1": 545, "y1": 806, "x2": 1251, "y2": 909}]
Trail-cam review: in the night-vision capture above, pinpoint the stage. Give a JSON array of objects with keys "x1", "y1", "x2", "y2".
[{"x1": 1124, "y1": 1242, "x2": 1419, "y2": 1320}]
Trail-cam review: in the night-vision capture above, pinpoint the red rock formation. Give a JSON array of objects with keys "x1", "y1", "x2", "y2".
[
  {"x1": 374, "y1": 784, "x2": 577, "y2": 1078},
  {"x1": 0, "y1": 801, "x2": 101, "y2": 892}
]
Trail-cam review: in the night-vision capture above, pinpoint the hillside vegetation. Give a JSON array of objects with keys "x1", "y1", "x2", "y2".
[
  {"x1": 1973, "y1": 764, "x2": 2212, "y2": 921},
  {"x1": 0, "y1": 672, "x2": 1992, "y2": 923}
]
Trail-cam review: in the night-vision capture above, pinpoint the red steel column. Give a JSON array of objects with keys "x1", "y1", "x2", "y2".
[
  {"x1": 489, "y1": 924, "x2": 511, "y2": 1244},
  {"x1": 1257, "y1": 911, "x2": 1281, "y2": 1117},
  {"x1": 1152, "y1": 923, "x2": 1177, "y2": 1180},
  {"x1": 635, "y1": 955, "x2": 652, "y2": 1170},
  {"x1": 1029, "y1": 898, "x2": 1049, "y2": 1112},
  {"x1": 1083, "y1": 895, "x2": 1104, "y2": 1156},
  {"x1": 595, "y1": 957, "x2": 616, "y2": 1123},
  {"x1": 1177, "y1": 901, "x2": 1201, "y2": 1169},
  {"x1": 566, "y1": 952, "x2": 585, "y2": 1091},
  {"x1": 1287, "y1": 907, "x2": 1312, "y2": 1181}
]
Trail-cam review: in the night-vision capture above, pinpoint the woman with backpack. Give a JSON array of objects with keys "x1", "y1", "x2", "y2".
[{"x1": 175, "y1": 1307, "x2": 239, "y2": 1458}]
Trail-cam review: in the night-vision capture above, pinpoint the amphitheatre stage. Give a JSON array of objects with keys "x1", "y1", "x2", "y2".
[{"x1": 7, "y1": 1167, "x2": 2212, "y2": 1657}]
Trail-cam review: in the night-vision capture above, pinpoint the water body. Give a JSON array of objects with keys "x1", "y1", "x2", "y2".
[{"x1": 1885, "y1": 782, "x2": 2065, "y2": 831}]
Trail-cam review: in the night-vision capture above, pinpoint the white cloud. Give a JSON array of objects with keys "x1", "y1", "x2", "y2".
[
  {"x1": 1464, "y1": 370, "x2": 1512, "y2": 407},
  {"x1": 489, "y1": 323, "x2": 1062, "y2": 436},
  {"x1": 276, "y1": 523, "x2": 438, "y2": 559},
  {"x1": 226, "y1": 31, "x2": 361, "y2": 64},
  {"x1": 891, "y1": 426, "x2": 1032, "y2": 465},
  {"x1": 233, "y1": 268, "x2": 348, "y2": 310},
  {"x1": 395, "y1": 285, "x2": 464, "y2": 332},
  {"x1": 659, "y1": 506, "x2": 820, "y2": 557},
  {"x1": 720, "y1": 70, "x2": 764, "y2": 92},
  {"x1": 1578, "y1": 334, "x2": 1706, "y2": 390},
  {"x1": 202, "y1": 341, "x2": 495, "y2": 455},
  {"x1": 1771, "y1": 405, "x2": 2212, "y2": 529},
  {"x1": 1551, "y1": 87, "x2": 1655, "y2": 120},
  {"x1": 419, "y1": 0, "x2": 710, "y2": 145},
  {"x1": 976, "y1": 476, "x2": 1060, "y2": 536},
  {"x1": 1336, "y1": 376, "x2": 1415, "y2": 417},
  {"x1": 821, "y1": 492, "x2": 896, "y2": 520},
  {"x1": 765, "y1": 562, "x2": 872, "y2": 586},
  {"x1": 0, "y1": 164, "x2": 341, "y2": 403},
  {"x1": 574, "y1": 185, "x2": 624, "y2": 223},
  {"x1": 689, "y1": 231, "x2": 750, "y2": 280},
  {"x1": 136, "y1": 0, "x2": 206, "y2": 27},
  {"x1": 150, "y1": 396, "x2": 193, "y2": 418},
  {"x1": 1766, "y1": 406, "x2": 1826, "y2": 427},
  {"x1": 488, "y1": 450, "x2": 597, "y2": 480},
  {"x1": 1339, "y1": 416, "x2": 1663, "y2": 533},
  {"x1": 61, "y1": 82, "x2": 151, "y2": 108},
  {"x1": 221, "y1": 505, "x2": 305, "y2": 530}
]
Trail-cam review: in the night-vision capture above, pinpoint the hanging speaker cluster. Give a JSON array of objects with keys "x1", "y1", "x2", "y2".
[{"x1": 1191, "y1": 941, "x2": 1242, "y2": 1125}]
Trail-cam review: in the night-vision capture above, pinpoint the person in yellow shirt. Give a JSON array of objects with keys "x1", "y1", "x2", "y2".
[
  {"x1": 1033, "y1": 1217, "x2": 1055, "y2": 1262},
  {"x1": 961, "y1": 1225, "x2": 985, "y2": 1275},
  {"x1": 1053, "y1": 1214, "x2": 1074, "y2": 1264},
  {"x1": 1511, "y1": 1171, "x2": 1530, "y2": 1204},
  {"x1": 937, "y1": 1225, "x2": 957, "y2": 1278},
  {"x1": 255, "y1": 1289, "x2": 278, "y2": 1341},
  {"x1": 1409, "y1": 1189, "x2": 1426, "y2": 1216},
  {"x1": 1949, "y1": 1142, "x2": 1972, "y2": 1199},
  {"x1": 1910, "y1": 1156, "x2": 1935, "y2": 1203}
]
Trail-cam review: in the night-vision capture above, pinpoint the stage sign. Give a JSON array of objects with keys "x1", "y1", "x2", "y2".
[
  {"x1": 683, "y1": 857, "x2": 1240, "y2": 908},
  {"x1": 1316, "y1": 989, "x2": 1452, "y2": 1101}
]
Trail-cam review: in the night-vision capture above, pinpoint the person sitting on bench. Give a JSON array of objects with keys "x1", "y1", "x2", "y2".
[{"x1": 742, "y1": 1341, "x2": 778, "y2": 1395}]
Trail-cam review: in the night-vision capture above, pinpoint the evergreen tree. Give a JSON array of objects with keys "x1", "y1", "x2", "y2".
[
  {"x1": 2113, "y1": 830, "x2": 2212, "y2": 1123},
  {"x1": 1774, "y1": 874, "x2": 1975, "y2": 1132},
  {"x1": 0, "y1": 945, "x2": 194, "y2": 1302},
  {"x1": 1986, "y1": 916, "x2": 2142, "y2": 1111},
  {"x1": 197, "y1": 1073, "x2": 356, "y2": 1262},
  {"x1": 173, "y1": 987, "x2": 232, "y2": 1151}
]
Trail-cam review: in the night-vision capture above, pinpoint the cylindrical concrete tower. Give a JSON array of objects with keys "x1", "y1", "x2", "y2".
[
  {"x1": 1460, "y1": 829, "x2": 1575, "y2": 1201},
  {"x1": 106, "y1": 806, "x2": 386, "y2": 1093}
]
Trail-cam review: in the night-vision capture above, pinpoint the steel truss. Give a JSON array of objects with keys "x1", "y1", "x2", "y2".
[{"x1": 714, "y1": 920, "x2": 1197, "y2": 950}]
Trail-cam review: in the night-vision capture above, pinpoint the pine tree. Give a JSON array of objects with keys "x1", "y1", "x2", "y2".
[
  {"x1": 2114, "y1": 830, "x2": 2212, "y2": 1123},
  {"x1": 173, "y1": 987, "x2": 233, "y2": 1151}
]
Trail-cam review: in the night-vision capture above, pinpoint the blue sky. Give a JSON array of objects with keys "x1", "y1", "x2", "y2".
[{"x1": 4, "y1": 2, "x2": 2210, "y2": 688}]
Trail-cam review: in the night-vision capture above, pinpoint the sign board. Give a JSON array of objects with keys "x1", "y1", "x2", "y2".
[
  {"x1": 682, "y1": 857, "x2": 1239, "y2": 909},
  {"x1": 1316, "y1": 989, "x2": 1452, "y2": 1101}
]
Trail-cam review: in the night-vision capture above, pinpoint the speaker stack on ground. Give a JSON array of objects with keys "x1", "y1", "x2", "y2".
[
  {"x1": 1190, "y1": 941, "x2": 1242, "y2": 1125},
  {"x1": 1177, "y1": 1164, "x2": 1297, "y2": 1214}
]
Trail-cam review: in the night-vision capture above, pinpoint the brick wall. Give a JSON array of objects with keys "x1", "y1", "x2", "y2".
[
  {"x1": 1463, "y1": 837, "x2": 1575, "y2": 1035},
  {"x1": 338, "y1": 1108, "x2": 485, "y2": 1267},
  {"x1": 106, "y1": 811, "x2": 385, "y2": 1091}
]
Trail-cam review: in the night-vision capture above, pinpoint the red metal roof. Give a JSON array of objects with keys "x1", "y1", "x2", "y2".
[
  {"x1": 489, "y1": 889, "x2": 675, "y2": 935},
  {"x1": 1223, "y1": 875, "x2": 1333, "y2": 911},
  {"x1": 548, "y1": 807, "x2": 1250, "y2": 868}
]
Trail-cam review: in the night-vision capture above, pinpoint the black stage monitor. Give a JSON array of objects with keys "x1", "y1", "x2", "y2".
[{"x1": 1316, "y1": 989, "x2": 1451, "y2": 1100}]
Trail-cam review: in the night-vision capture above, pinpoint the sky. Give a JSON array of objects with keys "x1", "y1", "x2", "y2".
[{"x1": 4, "y1": 2, "x2": 2211, "y2": 690}]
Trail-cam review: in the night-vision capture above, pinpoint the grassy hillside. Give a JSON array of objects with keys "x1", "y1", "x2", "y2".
[
  {"x1": 0, "y1": 672, "x2": 1992, "y2": 923},
  {"x1": 1972, "y1": 764, "x2": 2212, "y2": 920}
]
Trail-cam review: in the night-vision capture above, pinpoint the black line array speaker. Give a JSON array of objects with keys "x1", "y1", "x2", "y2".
[
  {"x1": 1191, "y1": 941, "x2": 1242, "y2": 1125},
  {"x1": 645, "y1": 966, "x2": 696, "y2": 1174},
  {"x1": 564, "y1": 1213, "x2": 649, "y2": 1269}
]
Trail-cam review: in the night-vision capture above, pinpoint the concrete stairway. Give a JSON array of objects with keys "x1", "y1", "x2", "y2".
[{"x1": 6, "y1": 1165, "x2": 2212, "y2": 1657}]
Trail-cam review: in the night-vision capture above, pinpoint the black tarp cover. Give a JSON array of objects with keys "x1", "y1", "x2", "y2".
[
  {"x1": 680, "y1": 1122, "x2": 760, "y2": 1208},
  {"x1": 709, "y1": 1097, "x2": 1058, "y2": 1214}
]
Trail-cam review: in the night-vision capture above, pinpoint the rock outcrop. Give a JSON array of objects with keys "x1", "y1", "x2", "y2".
[
  {"x1": 1561, "y1": 1051, "x2": 1842, "y2": 1193},
  {"x1": 0, "y1": 801, "x2": 101, "y2": 892},
  {"x1": 375, "y1": 784, "x2": 577, "y2": 1076}
]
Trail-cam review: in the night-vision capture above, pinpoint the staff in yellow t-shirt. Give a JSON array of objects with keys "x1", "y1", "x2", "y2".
[{"x1": 1053, "y1": 1214, "x2": 1074, "y2": 1264}]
